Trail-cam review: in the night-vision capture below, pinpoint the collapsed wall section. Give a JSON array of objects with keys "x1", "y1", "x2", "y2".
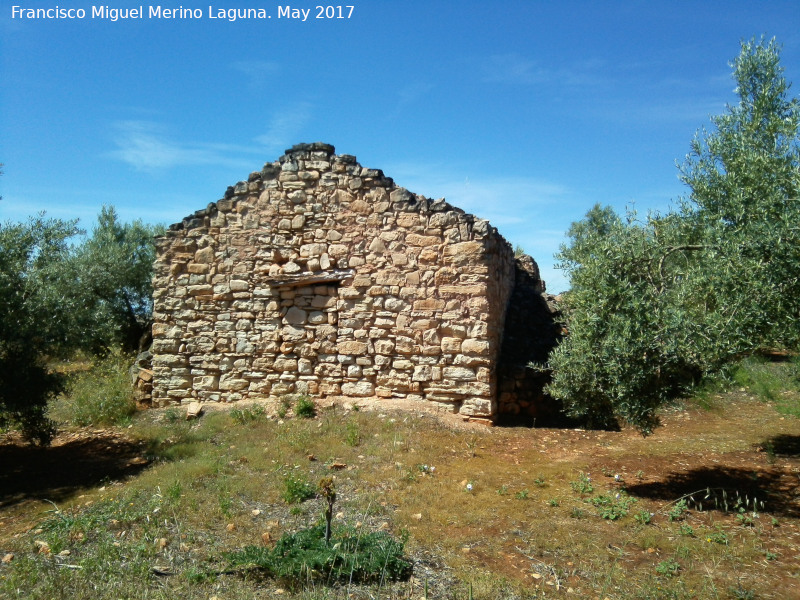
[{"x1": 151, "y1": 143, "x2": 516, "y2": 419}]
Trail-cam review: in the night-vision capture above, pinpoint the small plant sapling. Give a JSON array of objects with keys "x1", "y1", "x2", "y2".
[
  {"x1": 277, "y1": 396, "x2": 291, "y2": 418},
  {"x1": 345, "y1": 420, "x2": 360, "y2": 447},
  {"x1": 282, "y1": 472, "x2": 315, "y2": 504},
  {"x1": 668, "y1": 499, "x2": 689, "y2": 521},
  {"x1": 319, "y1": 477, "x2": 336, "y2": 544},
  {"x1": 570, "y1": 472, "x2": 593, "y2": 495},
  {"x1": 655, "y1": 558, "x2": 680, "y2": 577}
]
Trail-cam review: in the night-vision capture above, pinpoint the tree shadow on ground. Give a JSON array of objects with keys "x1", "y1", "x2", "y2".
[
  {"x1": 0, "y1": 433, "x2": 151, "y2": 508},
  {"x1": 626, "y1": 464, "x2": 800, "y2": 519},
  {"x1": 764, "y1": 434, "x2": 800, "y2": 457}
]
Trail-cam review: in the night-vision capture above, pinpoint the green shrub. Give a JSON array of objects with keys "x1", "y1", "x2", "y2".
[
  {"x1": 705, "y1": 526, "x2": 729, "y2": 545},
  {"x1": 277, "y1": 396, "x2": 291, "y2": 418},
  {"x1": 729, "y1": 585, "x2": 756, "y2": 600},
  {"x1": 570, "y1": 472, "x2": 593, "y2": 495},
  {"x1": 282, "y1": 472, "x2": 316, "y2": 504},
  {"x1": 60, "y1": 353, "x2": 137, "y2": 426},
  {"x1": 230, "y1": 404, "x2": 266, "y2": 425},
  {"x1": 344, "y1": 420, "x2": 360, "y2": 447},
  {"x1": 588, "y1": 491, "x2": 636, "y2": 520},
  {"x1": 655, "y1": 558, "x2": 680, "y2": 577},
  {"x1": 295, "y1": 395, "x2": 316, "y2": 418},
  {"x1": 668, "y1": 499, "x2": 689, "y2": 522},
  {"x1": 225, "y1": 524, "x2": 411, "y2": 584}
]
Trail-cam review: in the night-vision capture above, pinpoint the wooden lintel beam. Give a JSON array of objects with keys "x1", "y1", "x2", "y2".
[{"x1": 264, "y1": 269, "x2": 354, "y2": 288}]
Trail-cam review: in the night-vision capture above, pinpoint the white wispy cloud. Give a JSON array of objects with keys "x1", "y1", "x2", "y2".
[
  {"x1": 383, "y1": 160, "x2": 580, "y2": 291},
  {"x1": 389, "y1": 82, "x2": 435, "y2": 118},
  {"x1": 231, "y1": 60, "x2": 281, "y2": 87},
  {"x1": 382, "y1": 160, "x2": 588, "y2": 292},
  {"x1": 388, "y1": 162, "x2": 570, "y2": 222},
  {"x1": 109, "y1": 121, "x2": 252, "y2": 171},
  {"x1": 482, "y1": 53, "x2": 550, "y2": 85},
  {"x1": 482, "y1": 53, "x2": 610, "y2": 88},
  {"x1": 587, "y1": 95, "x2": 728, "y2": 127},
  {"x1": 109, "y1": 102, "x2": 315, "y2": 172},
  {"x1": 0, "y1": 184, "x2": 203, "y2": 232},
  {"x1": 254, "y1": 102, "x2": 314, "y2": 153}
]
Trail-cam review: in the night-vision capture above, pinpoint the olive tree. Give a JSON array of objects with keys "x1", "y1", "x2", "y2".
[
  {"x1": 0, "y1": 216, "x2": 79, "y2": 443},
  {"x1": 547, "y1": 37, "x2": 800, "y2": 433},
  {"x1": 0, "y1": 207, "x2": 163, "y2": 443},
  {"x1": 69, "y1": 206, "x2": 164, "y2": 353}
]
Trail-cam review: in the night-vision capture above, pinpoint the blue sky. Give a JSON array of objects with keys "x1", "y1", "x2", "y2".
[{"x1": 2, "y1": 1, "x2": 799, "y2": 292}]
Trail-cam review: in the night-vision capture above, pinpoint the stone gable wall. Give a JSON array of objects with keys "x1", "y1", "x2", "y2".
[{"x1": 151, "y1": 143, "x2": 517, "y2": 419}]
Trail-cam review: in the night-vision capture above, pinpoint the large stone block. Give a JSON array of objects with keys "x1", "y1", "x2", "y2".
[
  {"x1": 280, "y1": 325, "x2": 306, "y2": 342},
  {"x1": 195, "y1": 247, "x2": 215, "y2": 263},
  {"x1": 163, "y1": 374, "x2": 192, "y2": 390},
  {"x1": 413, "y1": 298, "x2": 445, "y2": 311},
  {"x1": 337, "y1": 340, "x2": 368, "y2": 355},
  {"x1": 461, "y1": 339, "x2": 490, "y2": 355},
  {"x1": 406, "y1": 233, "x2": 441, "y2": 247},
  {"x1": 219, "y1": 375, "x2": 249, "y2": 391},
  {"x1": 284, "y1": 306, "x2": 307, "y2": 324},
  {"x1": 187, "y1": 284, "x2": 213, "y2": 296},
  {"x1": 395, "y1": 336, "x2": 416, "y2": 354},
  {"x1": 318, "y1": 381, "x2": 341, "y2": 395},
  {"x1": 392, "y1": 359, "x2": 413, "y2": 370},
  {"x1": 441, "y1": 337, "x2": 462, "y2": 353},
  {"x1": 442, "y1": 366, "x2": 476, "y2": 381},
  {"x1": 412, "y1": 365, "x2": 432, "y2": 381},
  {"x1": 439, "y1": 284, "x2": 487, "y2": 296},
  {"x1": 273, "y1": 357, "x2": 298, "y2": 372},
  {"x1": 374, "y1": 339, "x2": 394, "y2": 354},
  {"x1": 193, "y1": 375, "x2": 219, "y2": 391},
  {"x1": 311, "y1": 295, "x2": 336, "y2": 308},
  {"x1": 459, "y1": 397, "x2": 495, "y2": 417},
  {"x1": 442, "y1": 241, "x2": 483, "y2": 265},
  {"x1": 375, "y1": 270, "x2": 404, "y2": 286}
]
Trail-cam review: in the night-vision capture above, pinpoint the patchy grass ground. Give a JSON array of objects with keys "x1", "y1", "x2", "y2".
[{"x1": 1, "y1": 370, "x2": 798, "y2": 599}]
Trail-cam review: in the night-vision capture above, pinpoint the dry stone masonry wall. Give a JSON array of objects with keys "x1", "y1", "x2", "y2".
[{"x1": 152, "y1": 143, "x2": 523, "y2": 420}]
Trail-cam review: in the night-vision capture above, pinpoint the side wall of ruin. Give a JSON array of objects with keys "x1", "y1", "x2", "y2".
[{"x1": 151, "y1": 143, "x2": 516, "y2": 419}]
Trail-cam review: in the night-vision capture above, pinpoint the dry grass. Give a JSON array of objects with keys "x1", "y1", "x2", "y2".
[{"x1": 1, "y1": 372, "x2": 799, "y2": 599}]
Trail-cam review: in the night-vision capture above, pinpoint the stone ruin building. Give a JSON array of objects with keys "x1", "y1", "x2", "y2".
[{"x1": 151, "y1": 143, "x2": 560, "y2": 423}]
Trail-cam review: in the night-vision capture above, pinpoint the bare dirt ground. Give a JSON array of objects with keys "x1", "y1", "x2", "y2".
[
  {"x1": 438, "y1": 394, "x2": 800, "y2": 594},
  {"x1": 2, "y1": 395, "x2": 798, "y2": 520},
  {"x1": 1, "y1": 393, "x2": 798, "y2": 597},
  {"x1": 0, "y1": 429, "x2": 152, "y2": 541}
]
